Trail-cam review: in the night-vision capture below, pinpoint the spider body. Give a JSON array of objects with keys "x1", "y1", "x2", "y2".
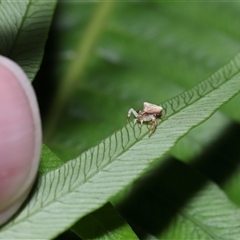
[{"x1": 127, "y1": 102, "x2": 163, "y2": 136}]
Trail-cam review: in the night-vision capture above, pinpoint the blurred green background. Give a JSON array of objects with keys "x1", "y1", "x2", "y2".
[{"x1": 34, "y1": 1, "x2": 240, "y2": 162}]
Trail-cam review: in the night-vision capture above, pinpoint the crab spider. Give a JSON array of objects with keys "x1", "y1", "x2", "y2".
[{"x1": 127, "y1": 102, "x2": 163, "y2": 136}]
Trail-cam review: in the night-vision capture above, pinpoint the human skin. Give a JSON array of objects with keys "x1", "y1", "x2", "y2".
[{"x1": 0, "y1": 55, "x2": 42, "y2": 225}]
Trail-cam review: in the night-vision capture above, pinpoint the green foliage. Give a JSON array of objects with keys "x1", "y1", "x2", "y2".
[
  {"x1": 38, "y1": 145, "x2": 64, "y2": 175},
  {"x1": 1, "y1": 1, "x2": 240, "y2": 240},
  {"x1": 0, "y1": 0, "x2": 57, "y2": 80},
  {"x1": 118, "y1": 159, "x2": 240, "y2": 239},
  {"x1": 72, "y1": 202, "x2": 138, "y2": 239}
]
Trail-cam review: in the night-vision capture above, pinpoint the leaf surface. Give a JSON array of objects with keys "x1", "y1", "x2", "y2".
[
  {"x1": 72, "y1": 202, "x2": 138, "y2": 240},
  {"x1": 39, "y1": 145, "x2": 64, "y2": 175},
  {"x1": 0, "y1": 0, "x2": 56, "y2": 80},
  {"x1": 118, "y1": 159, "x2": 240, "y2": 239}
]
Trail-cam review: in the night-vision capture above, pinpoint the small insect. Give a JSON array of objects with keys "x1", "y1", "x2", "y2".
[{"x1": 127, "y1": 102, "x2": 163, "y2": 136}]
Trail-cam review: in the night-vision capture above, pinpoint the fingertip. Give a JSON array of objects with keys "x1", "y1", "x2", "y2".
[{"x1": 0, "y1": 55, "x2": 42, "y2": 225}]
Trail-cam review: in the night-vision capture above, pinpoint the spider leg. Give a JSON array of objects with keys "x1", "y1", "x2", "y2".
[
  {"x1": 127, "y1": 108, "x2": 138, "y2": 122},
  {"x1": 149, "y1": 119, "x2": 158, "y2": 137}
]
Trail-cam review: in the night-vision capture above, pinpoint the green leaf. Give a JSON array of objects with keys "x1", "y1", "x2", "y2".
[
  {"x1": 222, "y1": 168, "x2": 240, "y2": 206},
  {"x1": 118, "y1": 159, "x2": 240, "y2": 239},
  {"x1": 1, "y1": 51, "x2": 240, "y2": 239},
  {"x1": 170, "y1": 112, "x2": 231, "y2": 161},
  {"x1": 0, "y1": 0, "x2": 57, "y2": 80},
  {"x1": 159, "y1": 183, "x2": 239, "y2": 239},
  {"x1": 72, "y1": 202, "x2": 138, "y2": 240},
  {"x1": 38, "y1": 145, "x2": 64, "y2": 175}
]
